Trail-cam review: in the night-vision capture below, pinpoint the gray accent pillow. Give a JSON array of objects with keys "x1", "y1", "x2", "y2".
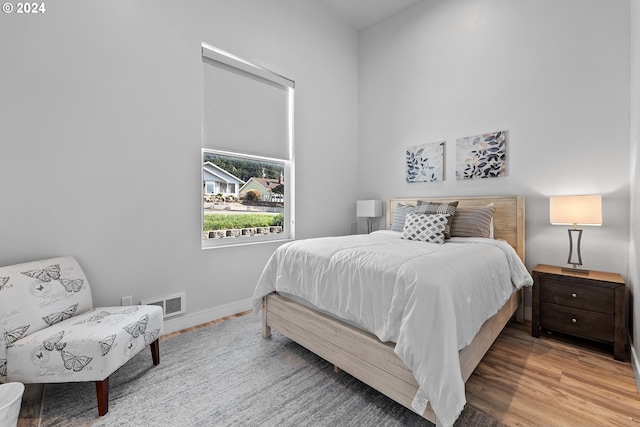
[
  {"x1": 416, "y1": 201, "x2": 459, "y2": 239},
  {"x1": 450, "y1": 205, "x2": 496, "y2": 238},
  {"x1": 390, "y1": 204, "x2": 417, "y2": 232}
]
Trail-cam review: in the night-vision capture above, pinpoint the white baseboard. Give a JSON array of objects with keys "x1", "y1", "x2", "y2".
[
  {"x1": 631, "y1": 337, "x2": 640, "y2": 394},
  {"x1": 160, "y1": 298, "x2": 254, "y2": 335}
]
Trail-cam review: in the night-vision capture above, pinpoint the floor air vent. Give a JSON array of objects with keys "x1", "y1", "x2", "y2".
[{"x1": 141, "y1": 293, "x2": 186, "y2": 319}]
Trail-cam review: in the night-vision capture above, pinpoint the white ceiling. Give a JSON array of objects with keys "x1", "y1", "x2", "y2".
[{"x1": 316, "y1": 0, "x2": 422, "y2": 30}]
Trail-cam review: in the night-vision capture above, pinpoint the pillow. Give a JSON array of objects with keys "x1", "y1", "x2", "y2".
[
  {"x1": 401, "y1": 213, "x2": 448, "y2": 244},
  {"x1": 450, "y1": 205, "x2": 496, "y2": 238},
  {"x1": 415, "y1": 201, "x2": 459, "y2": 239},
  {"x1": 390, "y1": 203, "x2": 417, "y2": 232}
]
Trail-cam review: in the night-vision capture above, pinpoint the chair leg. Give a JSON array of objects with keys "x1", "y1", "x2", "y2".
[
  {"x1": 150, "y1": 339, "x2": 160, "y2": 365},
  {"x1": 95, "y1": 377, "x2": 109, "y2": 416}
]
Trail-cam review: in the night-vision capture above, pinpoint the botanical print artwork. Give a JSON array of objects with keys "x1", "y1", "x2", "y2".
[
  {"x1": 406, "y1": 141, "x2": 445, "y2": 183},
  {"x1": 456, "y1": 131, "x2": 507, "y2": 180}
]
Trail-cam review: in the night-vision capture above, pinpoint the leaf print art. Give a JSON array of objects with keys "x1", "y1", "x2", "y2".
[
  {"x1": 456, "y1": 131, "x2": 507, "y2": 180},
  {"x1": 406, "y1": 141, "x2": 445, "y2": 183}
]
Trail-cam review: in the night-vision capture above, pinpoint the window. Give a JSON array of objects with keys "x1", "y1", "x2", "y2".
[{"x1": 201, "y1": 44, "x2": 294, "y2": 247}]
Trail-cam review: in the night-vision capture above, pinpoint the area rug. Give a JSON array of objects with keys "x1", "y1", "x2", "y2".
[{"x1": 39, "y1": 314, "x2": 504, "y2": 426}]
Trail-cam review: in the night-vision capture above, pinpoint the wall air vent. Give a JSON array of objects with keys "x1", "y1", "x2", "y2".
[{"x1": 141, "y1": 293, "x2": 186, "y2": 319}]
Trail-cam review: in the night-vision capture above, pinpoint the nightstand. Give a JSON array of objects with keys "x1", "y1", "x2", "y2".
[{"x1": 532, "y1": 264, "x2": 627, "y2": 361}]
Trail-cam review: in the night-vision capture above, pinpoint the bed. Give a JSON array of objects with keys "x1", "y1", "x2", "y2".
[{"x1": 252, "y1": 196, "x2": 531, "y2": 426}]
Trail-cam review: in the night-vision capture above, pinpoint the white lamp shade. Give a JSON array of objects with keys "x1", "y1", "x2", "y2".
[
  {"x1": 356, "y1": 200, "x2": 383, "y2": 218},
  {"x1": 550, "y1": 195, "x2": 602, "y2": 226}
]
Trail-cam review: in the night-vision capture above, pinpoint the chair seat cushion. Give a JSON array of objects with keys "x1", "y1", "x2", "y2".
[{"x1": 4, "y1": 305, "x2": 163, "y2": 383}]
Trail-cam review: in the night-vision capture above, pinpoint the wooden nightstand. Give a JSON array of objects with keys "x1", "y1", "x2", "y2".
[{"x1": 532, "y1": 264, "x2": 627, "y2": 361}]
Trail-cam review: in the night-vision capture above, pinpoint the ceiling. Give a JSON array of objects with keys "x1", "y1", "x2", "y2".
[{"x1": 316, "y1": 0, "x2": 422, "y2": 30}]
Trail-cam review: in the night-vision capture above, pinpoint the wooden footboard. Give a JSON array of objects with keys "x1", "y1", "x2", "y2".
[{"x1": 262, "y1": 289, "x2": 523, "y2": 423}]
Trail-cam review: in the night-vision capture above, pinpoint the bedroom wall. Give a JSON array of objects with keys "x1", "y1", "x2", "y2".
[
  {"x1": 0, "y1": 0, "x2": 359, "y2": 333},
  {"x1": 358, "y1": 0, "x2": 631, "y2": 318},
  {"x1": 630, "y1": 0, "x2": 640, "y2": 386}
]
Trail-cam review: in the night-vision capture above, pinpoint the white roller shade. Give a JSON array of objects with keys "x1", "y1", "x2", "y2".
[{"x1": 202, "y1": 45, "x2": 293, "y2": 160}]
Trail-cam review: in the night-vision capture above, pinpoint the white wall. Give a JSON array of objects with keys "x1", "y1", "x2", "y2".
[
  {"x1": 630, "y1": 0, "x2": 640, "y2": 383},
  {"x1": 359, "y1": 1, "x2": 630, "y2": 296},
  {"x1": 0, "y1": 0, "x2": 359, "y2": 333}
]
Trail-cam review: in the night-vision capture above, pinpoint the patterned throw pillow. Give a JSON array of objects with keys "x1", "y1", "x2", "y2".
[
  {"x1": 401, "y1": 213, "x2": 448, "y2": 244},
  {"x1": 415, "y1": 201, "x2": 458, "y2": 239}
]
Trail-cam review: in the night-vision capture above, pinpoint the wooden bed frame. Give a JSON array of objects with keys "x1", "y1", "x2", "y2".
[{"x1": 261, "y1": 196, "x2": 525, "y2": 423}]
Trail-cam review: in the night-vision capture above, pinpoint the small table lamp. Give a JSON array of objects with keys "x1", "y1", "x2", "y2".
[
  {"x1": 357, "y1": 200, "x2": 383, "y2": 233},
  {"x1": 549, "y1": 195, "x2": 602, "y2": 273}
]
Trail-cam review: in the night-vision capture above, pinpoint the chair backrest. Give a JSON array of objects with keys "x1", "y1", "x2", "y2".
[{"x1": 0, "y1": 256, "x2": 94, "y2": 349}]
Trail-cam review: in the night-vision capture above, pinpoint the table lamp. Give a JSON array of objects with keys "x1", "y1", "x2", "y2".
[
  {"x1": 549, "y1": 195, "x2": 602, "y2": 273},
  {"x1": 357, "y1": 200, "x2": 383, "y2": 233}
]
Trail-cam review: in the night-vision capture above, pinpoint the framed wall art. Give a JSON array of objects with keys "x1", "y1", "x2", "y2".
[
  {"x1": 456, "y1": 130, "x2": 507, "y2": 180},
  {"x1": 406, "y1": 141, "x2": 445, "y2": 183}
]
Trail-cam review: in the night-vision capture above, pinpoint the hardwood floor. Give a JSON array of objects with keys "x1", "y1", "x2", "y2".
[
  {"x1": 466, "y1": 321, "x2": 640, "y2": 426},
  {"x1": 16, "y1": 383, "x2": 43, "y2": 427},
  {"x1": 18, "y1": 313, "x2": 640, "y2": 426}
]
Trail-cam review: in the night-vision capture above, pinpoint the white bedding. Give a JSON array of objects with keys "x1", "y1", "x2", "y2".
[{"x1": 252, "y1": 230, "x2": 533, "y2": 426}]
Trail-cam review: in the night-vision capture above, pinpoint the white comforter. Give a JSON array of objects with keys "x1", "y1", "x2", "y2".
[{"x1": 252, "y1": 231, "x2": 533, "y2": 426}]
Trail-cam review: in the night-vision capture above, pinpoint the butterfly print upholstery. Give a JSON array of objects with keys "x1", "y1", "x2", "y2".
[
  {"x1": 0, "y1": 256, "x2": 163, "y2": 417},
  {"x1": 99, "y1": 334, "x2": 116, "y2": 356},
  {"x1": 22, "y1": 264, "x2": 60, "y2": 282},
  {"x1": 4, "y1": 325, "x2": 30, "y2": 346},
  {"x1": 123, "y1": 314, "x2": 148, "y2": 338},
  {"x1": 60, "y1": 278, "x2": 84, "y2": 293},
  {"x1": 43, "y1": 331, "x2": 66, "y2": 352},
  {"x1": 61, "y1": 350, "x2": 92, "y2": 372},
  {"x1": 42, "y1": 304, "x2": 79, "y2": 326}
]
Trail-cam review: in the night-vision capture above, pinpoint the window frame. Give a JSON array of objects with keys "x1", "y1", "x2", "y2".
[{"x1": 201, "y1": 44, "x2": 295, "y2": 249}]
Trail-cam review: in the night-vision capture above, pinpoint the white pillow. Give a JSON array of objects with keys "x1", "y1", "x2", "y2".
[{"x1": 401, "y1": 213, "x2": 448, "y2": 244}]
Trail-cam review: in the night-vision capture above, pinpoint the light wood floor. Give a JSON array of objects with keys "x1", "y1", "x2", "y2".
[
  {"x1": 466, "y1": 322, "x2": 640, "y2": 426},
  {"x1": 18, "y1": 313, "x2": 640, "y2": 427}
]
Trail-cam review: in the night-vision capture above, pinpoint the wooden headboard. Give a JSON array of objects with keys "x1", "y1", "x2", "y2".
[{"x1": 387, "y1": 196, "x2": 525, "y2": 262}]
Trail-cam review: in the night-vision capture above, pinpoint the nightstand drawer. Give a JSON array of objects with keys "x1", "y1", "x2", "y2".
[
  {"x1": 540, "y1": 302, "x2": 614, "y2": 344},
  {"x1": 539, "y1": 278, "x2": 614, "y2": 315}
]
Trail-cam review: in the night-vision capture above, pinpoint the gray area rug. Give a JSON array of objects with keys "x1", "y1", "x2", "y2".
[{"x1": 40, "y1": 314, "x2": 504, "y2": 426}]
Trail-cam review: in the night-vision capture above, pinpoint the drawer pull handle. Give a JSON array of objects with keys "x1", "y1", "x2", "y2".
[
  {"x1": 571, "y1": 293, "x2": 577, "y2": 298},
  {"x1": 571, "y1": 318, "x2": 577, "y2": 323}
]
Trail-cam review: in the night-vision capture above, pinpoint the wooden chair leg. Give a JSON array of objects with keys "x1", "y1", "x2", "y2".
[
  {"x1": 95, "y1": 377, "x2": 109, "y2": 416},
  {"x1": 150, "y1": 339, "x2": 160, "y2": 365}
]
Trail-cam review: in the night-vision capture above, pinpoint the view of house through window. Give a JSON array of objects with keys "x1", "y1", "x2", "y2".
[{"x1": 202, "y1": 150, "x2": 287, "y2": 243}]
